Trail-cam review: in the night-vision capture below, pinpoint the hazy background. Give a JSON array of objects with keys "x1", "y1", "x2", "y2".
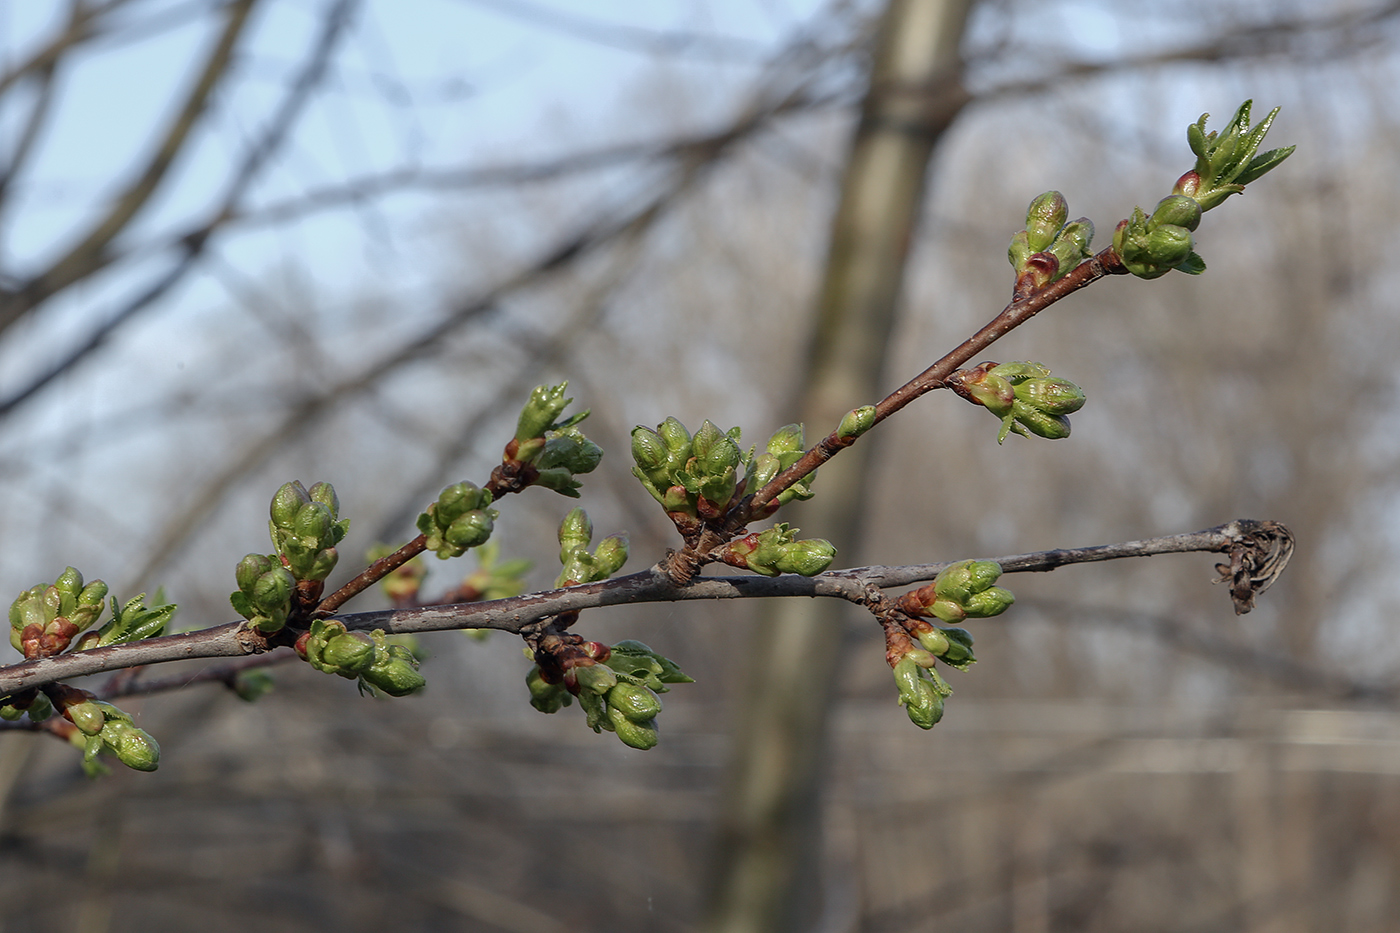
[{"x1": 2, "y1": 0, "x2": 1399, "y2": 930}]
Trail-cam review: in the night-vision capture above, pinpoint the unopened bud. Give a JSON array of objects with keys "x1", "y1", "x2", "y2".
[
  {"x1": 607, "y1": 705, "x2": 659, "y2": 750},
  {"x1": 1025, "y1": 190, "x2": 1069, "y2": 251},
  {"x1": 607, "y1": 682, "x2": 663, "y2": 723},
  {"x1": 837, "y1": 406, "x2": 876, "y2": 442}
]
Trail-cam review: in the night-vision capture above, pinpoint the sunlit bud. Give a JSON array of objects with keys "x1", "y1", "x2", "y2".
[
  {"x1": 271, "y1": 481, "x2": 311, "y2": 530},
  {"x1": 1013, "y1": 406, "x2": 1072, "y2": 439},
  {"x1": 55, "y1": 567, "x2": 83, "y2": 600},
  {"x1": 916, "y1": 626, "x2": 950, "y2": 655},
  {"x1": 774, "y1": 539, "x2": 836, "y2": 577},
  {"x1": 934, "y1": 560, "x2": 1000, "y2": 603},
  {"x1": 361, "y1": 644, "x2": 426, "y2": 696},
  {"x1": 1150, "y1": 194, "x2": 1202, "y2": 232},
  {"x1": 305, "y1": 547, "x2": 339, "y2": 582},
  {"x1": 445, "y1": 510, "x2": 494, "y2": 550},
  {"x1": 236, "y1": 554, "x2": 273, "y2": 593},
  {"x1": 571, "y1": 661, "x2": 618, "y2": 696},
  {"x1": 656, "y1": 417, "x2": 693, "y2": 473},
  {"x1": 904, "y1": 647, "x2": 937, "y2": 669},
  {"x1": 1047, "y1": 218, "x2": 1094, "y2": 276},
  {"x1": 764, "y1": 423, "x2": 804, "y2": 461},
  {"x1": 526, "y1": 664, "x2": 572, "y2": 713},
  {"x1": 64, "y1": 698, "x2": 107, "y2": 736},
  {"x1": 929, "y1": 599, "x2": 966, "y2": 623},
  {"x1": 837, "y1": 407, "x2": 876, "y2": 442},
  {"x1": 558, "y1": 507, "x2": 593, "y2": 559},
  {"x1": 516, "y1": 382, "x2": 572, "y2": 442},
  {"x1": 593, "y1": 534, "x2": 629, "y2": 578},
  {"x1": 321, "y1": 630, "x2": 376, "y2": 675},
  {"x1": 1025, "y1": 190, "x2": 1069, "y2": 251},
  {"x1": 964, "y1": 586, "x2": 1015, "y2": 618},
  {"x1": 1015, "y1": 377, "x2": 1086, "y2": 415},
  {"x1": 938, "y1": 627, "x2": 976, "y2": 670},
  {"x1": 1008, "y1": 229, "x2": 1033, "y2": 271},
  {"x1": 608, "y1": 681, "x2": 663, "y2": 723},
  {"x1": 607, "y1": 704, "x2": 659, "y2": 750},
  {"x1": 892, "y1": 656, "x2": 944, "y2": 730},
  {"x1": 631, "y1": 426, "x2": 669, "y2": 481},
  {"x1": 252, "y1": 567, "x2": 294, "y2": 613},
  {"x1": 1149, "y1": 224, "x2": 1194, "y2": 266},
  {"x1": 100, "y1": 720, "x2": 160, "y2": 772},
  {"x1": 436, "y1": 482, "x2": 489, "y2": 527}
]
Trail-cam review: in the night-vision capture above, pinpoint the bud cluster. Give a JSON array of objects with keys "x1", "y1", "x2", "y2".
[
  {"x1": 949, "y1": 361, "x2": 1086, "y2": 443},
  {"x1": 9, "y1": 567, "x2": 108, "y2": 658},
  {"x1": 507, "y1": 382, "x2": 603, "y2": 498},
  {"x1": 555, "y1": 507, "x2": 628, "y2": 586},
  {"x1": 720, "y1": 523, "x2": 836, "y2": 578},
  {"x1": 631, "y1": 419, "x2": 817, "y2": 522},
  {"x1": 296, "y1": 619, "x2": 426, "y2": 697},
  {"x1": 416, "y1": 482, "x2": 498, "y2": 559},
  {"x1": 1007, "y1": 191, "x2": 1095, "y2": 296},
  {"x1": 1112, "y1": 194, "x2": 1205, "y2": 280},
  {"x1": 269, "y1": 481, "x2": 349, "y2": 582},
  {"x1": 49, "y1": 685, "x2": 160, "y2": 774},
  {"x1": 896, "y1": 559, "x2": 1015, "y2": 624},
  {"x1": 525, "y1": 638, "x2": 693, "y2": 751}
]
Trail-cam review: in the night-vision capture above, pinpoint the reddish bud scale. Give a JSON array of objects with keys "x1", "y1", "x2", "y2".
[
  {"x1": 294, "y1": 630, "x2": 313, "y2": 659},
  {"x1": 582, "y1": 642, "x2": 612, "y2": 662},
  {"x1": 893, "y1": 585, "x2": 938, "y2": 618},
  {"x1": 503, "y1": 437, "x2": 520, "y2": 461},
  {"x1": 884, "y1": 629, "x2": 917, "y2": 669}
]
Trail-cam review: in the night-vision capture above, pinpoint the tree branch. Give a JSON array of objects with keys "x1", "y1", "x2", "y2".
[{"x1": 0, "y1": 519, "x2": 1289, "y2": 697}]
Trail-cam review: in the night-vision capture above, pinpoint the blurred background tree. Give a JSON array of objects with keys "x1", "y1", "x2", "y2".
[{"x1": 2, "y1": 0, "x2": 1399, "y2": 931}]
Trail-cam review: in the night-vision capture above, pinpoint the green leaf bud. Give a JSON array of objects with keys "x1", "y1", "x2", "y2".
[
  {"x1": 929, "y1": 599, "x2": 966, "y2": 624},
  {"x1": 1012, "y1": 405, "x2": 1072, "y2": 439},
  {"x1": 557, "y1": 507, "x2": 593, "y2": 558},
  {"x1": 55, "y1": 567, "x2": 83, "y2": 599},
  {"x1": 606, "y1": 704, "x2": 659, "y2": 750},
  {"x1": 1149, "y1": 194, "x2": 1202, "y2": 232},
  {"x1": 526, "y1": 665, "x2": 572, "y2": 713},
  {"x1": 308, "y1": 481, "x2": 340, "y2": 516},
  {"x1": 65, "y1": 698, "x2": 107, "y2": 736},
  {"x1": 933, "y1": 560, "x2": 999, "y2": 603},
  {"x1": 765, "y1": 423, "x2": 805, "y2": 462},
  {"x1": 1046, "y1": 218, "x2": 1094, "y2": 278},
  {"x1": 916, "y1": 626, "x2": 950, "y2": 655},
  {"x1": 593, "y1": 534, "x2": 629, "y2": 578},
  {"x1": 631, "y1": 426, "x2": 669, "y2": 482},
  {"x1": 516, "y1": 382, "x2": 572, "y2": 442},
  {"x1": 100, "y1": 720, "x2": 160, "y2": 772},
  {"x1": 293, "y1": 502, "x2": 335, "y2": 547},
  {"x1": 1025, "y1": 190, "x2": 1068, "y2": 252},
  {"x1": 271, "y1": 481, "x2": 311, "y2": 530},
  {"x1": 361, "y1": 643, "x2": 426, "y2": 697},
  {"x1": 837, "y1": 406, "x2": 876, "y2": 442},
  {"x1": 536, "y1": 428, "x2": 603, "y2": 475},
  {"x1": 252, "y1": 567, "x2": 294, "y2": 613},
  {"x1": 773, "y1": 538, "x2": 836, "y2": 577},
  {"x1": 1015, "y1": 376, "x2": 1086, "y2": 416},
  {"x1": 236, "y1": 554, "x2": 273, "y2": 593},
  {"x1": 656, "y1": 417, "x2": 692, "y2": 465},
  {"x1": 607, "y1": 681, "x2": 663, "y2": 723},
  {"x1": 964, "y1": 586, "x2": 1015, "y2": 618},
  {"x1": 444, "y1": 510, "x2": 495, "y2": 551},
  {"x1": 319, "y1": 630, "x2": 377, "y2": 675},
  {"x1": 938, "y1": 627, "x2": 976, "y2": 670},
  {"x1": 571, "y1": 661, "x2": 618, "y2": 696},
  {"x1": 892, "y1": 656, "x2": 944, "y2": 730},
  {"x1": 305, "y1": 547, "x2": 339, "y2": 582}
]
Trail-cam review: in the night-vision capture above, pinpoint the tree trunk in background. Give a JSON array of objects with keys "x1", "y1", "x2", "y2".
[{"x1": 702, "y1": 1, "x2": 974, "y2": 931}]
